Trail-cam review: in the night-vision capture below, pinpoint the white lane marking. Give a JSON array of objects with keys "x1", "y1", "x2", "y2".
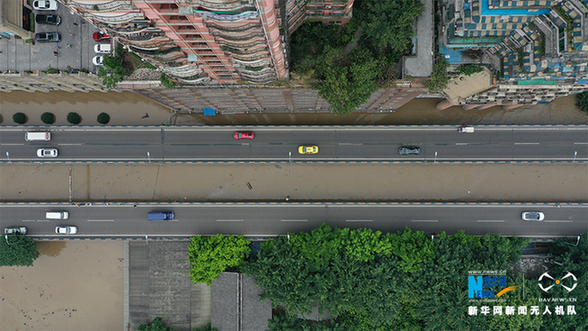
[
  {"x1": 477, "y1": 220, "x2": 505, "y2": 222},
  {"x1": 545, "y1": 220, "x2": 574, "y2": 223},
  {"x1": 455, "y1": 143, "x2": 469, "y2": 145},
  {"x1": 346, "y1": 219, "x2": 373, "y2": 222},
  {"x1": 216, "y1": 219, "x2": 243, "y2": 222},
  {"x1": 411, "y1": 220, "x2": 439, "y2": 222},
  {"x1": 339, "y1": 143, "x2": 364, "y2": 146},
  {"x1": 22, "y1": 220, "x2": 48, "y2": 222},
  {"x1": 87, "y1": 219, "x2": 114, "y2": 222},
  {"x1": 281, "y1": 219, "x2": 307, "y2": 222},
  {"x1": 514, "y1": 143, "x2": 540, "y2": 145},
  {"x1": 1, "y1": 143, "x2": 25, "y2": 146},
  {"x1": 57, "y1": 143, "x2": 83, "y2": 146},
  {"x1": 574, "y1": 142, "x2": 588, "y2": 144}
]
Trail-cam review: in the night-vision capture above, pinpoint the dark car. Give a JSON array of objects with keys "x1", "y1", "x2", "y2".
[
  {"x1": 93, "y1": 32, "x2": 110, "y2": 42},
  {"x1": 398, "y1": 146, "x2": 421, "y2": 155},
  {"x1": 35, "y1": 32, "x2": 60, "y2": 43},
  {"x1": 35, "y1": 14, "x2": 61, "y2": 25},
  {"x1": 233, "y1": 131, "x2": 255, "y2": 140}
]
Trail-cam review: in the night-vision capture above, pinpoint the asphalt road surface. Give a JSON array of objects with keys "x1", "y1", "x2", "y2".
[
  {"x1": 1, "y1": 125, "x2": 587, "y2": 162},
  {"x1": 1, "y1": 202, "x2": 586, "y2": 237}
]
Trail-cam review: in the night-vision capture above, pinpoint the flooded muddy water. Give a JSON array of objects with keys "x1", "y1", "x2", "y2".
[{"x1": 1, "y1": 91, "x2": 587, "y2": 125}]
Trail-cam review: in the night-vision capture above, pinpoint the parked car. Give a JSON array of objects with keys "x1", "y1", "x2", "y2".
[
  {"x1": 35, "y1": 32, "x2": 60, "y2": 43},
  {"x1": 37, "y1": 148, "x2": 58, "y2": 158},
  {"x1": 33, "y1": 0, "x2": 59, "y2": 10},
  {"x1": 4, "y1": 226, "x2": 27, "y2": 235},
  {"x1": 521, "y1": 211, "x2": 545, "y2": 221},
  {"x1": 93, "y1": 32, "x2": 110, "y2": 42},
  {"x1": 398, "y1": 146, "x2": 421, "y2": 155},
  {"x1": 55, "y1": 226, "x2": 78, "y2": 235},
  {"x1": 92, "y1": 56, "x2": 104, "y2": 66},
  {"x1": 94, "y1": 44, "x2": 112, "y2": 54},
  {"x1": 35, "y1": 14, "x2": 61, "y2": 25},
  {"x1": 233, "y1": 131, "x2": 255, "y2": 140},
  {"x1": 298, "y1": 145, "x2": 318, "y2": 154}
]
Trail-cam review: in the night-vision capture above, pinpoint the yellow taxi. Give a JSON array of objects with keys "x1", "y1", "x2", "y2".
[{"x1": 298, "y1": 145, "x2": 319, "y2": 154}]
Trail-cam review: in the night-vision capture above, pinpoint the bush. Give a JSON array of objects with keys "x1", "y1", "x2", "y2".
[
  {"x1": 97, "y1": 112, "x2": 110, "y2": 124},
  {"x1": 160, "y1": 73, "x2": 176, "y2": 88},
  {"x1": 13, "y1": 112, "x2": 28, "y2": 124},
  {"x1": 41, "y1": 112, "x2": 56, "y2": 124},
  {"x1": 67, "y1": 112, "x2": 82, "y2": 125}
]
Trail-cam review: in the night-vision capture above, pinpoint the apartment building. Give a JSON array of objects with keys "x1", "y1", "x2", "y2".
[{"x1": 63, "y1": 0, "x2": 354, "y2": 85}]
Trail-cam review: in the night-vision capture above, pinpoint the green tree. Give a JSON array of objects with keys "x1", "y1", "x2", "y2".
[
  {"x1": 316, "y1": 48, "x2": 383, "y2": 114},
  {"x1": 424, "y1": 57, "x2": 450, "y2": 93},
  {"x1": 387, "y1": 227, "x2": 434, "y2": 273},
  {"x1": 41, "y1": 112, "x2": 56, "y2": 124},
  {"x1": 67, "y1": 112, "x2": 82, "y2": 125},
  {"x1": 456, "y1": 64, "x2": 485, "y2": 76},
  {"x1": 0, "y1": 235, "x2": 40, "y2": 267},
  {"x1": 343, "y1": 228, "x2": 392, "y2": 262},
  {"x1": 290, "y1": 223, "x2": 347, "y2": 268},
  {"x1": 97, "y1": 53, "x2": 128, "y2": 88},
  {"x1": 576, "y1": 91, "x2": 588, "y2": 113},
  {"x1": 193, "y1": 322, "x2": 218, "y2": 331},
  {"x1": 360, "y1": 0, "x2": 424, "y2": 52},
  {"x1": 188, "y1": 234, "x2": 251, "y2": 285},
  {"x1": 267, "y1": 313, "x2": 306, "y2": 331},
  {"x1": 138, "y1": 317, "x2": 173, "y2": 331},
  {"x1": 12, "y1": 112, "x2": 28, "y2": 124}
]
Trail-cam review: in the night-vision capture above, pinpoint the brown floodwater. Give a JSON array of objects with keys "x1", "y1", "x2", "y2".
[{"x1": 1, "y1": 90, "x2": 587, "y2": 125}]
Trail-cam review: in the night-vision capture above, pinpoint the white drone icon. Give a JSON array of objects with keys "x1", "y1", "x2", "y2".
[{"x1": 538, "y1": 272, "x2": 578, "y2": 293}]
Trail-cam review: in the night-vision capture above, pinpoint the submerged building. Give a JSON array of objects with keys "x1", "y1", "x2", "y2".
[
  {"x1": 62, "y1": 0, "x2": 354, "y2": 85},
  {"x1": 437, "y1": 0, "x2": 588, "y2": 109}
]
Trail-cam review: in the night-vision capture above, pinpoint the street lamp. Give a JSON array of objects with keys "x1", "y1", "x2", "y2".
[
  {"x1": 434, "y1": 151, "x2": 438, "y2": 163},
  {"x1": 6, "y1": 152, "x2": 11, "y2": 163},
  {"x1": 289, "y1": 152, "x2": 291, "y2": 164},
  {"x1": 564, "y1": 235, "x2": 581, "y2": 247},
  {"x1": 572, "y1": 151, "x2": 577, "y2": 162},
  {"x1": 147, "y1": 152, "x2": 151, "y2": 163}
]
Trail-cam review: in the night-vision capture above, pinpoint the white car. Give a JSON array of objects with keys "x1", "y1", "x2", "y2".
[
  {"x1": 55, "y1": 226, "x2": 78, "y2": 235},
  {"x1": 94, "y1": 44, "x2": 112, "y2": 54},
  {"x1": 37, "y1": 148, "x2": 58, "y2": 158},
  {"x1": 92, "y1": 56, "x2": 104, "y2": 66},
  {"x1": 4, "y1": 226, "x2": 27, "y2": 235},
  {"x1": 33, "y1": 0, "x2": 59, "y2": 11},
  {"x1": 521, "y1": 211, "x2": 545, "y2": 221}
]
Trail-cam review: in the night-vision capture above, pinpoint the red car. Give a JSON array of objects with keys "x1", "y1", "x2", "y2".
[
  {"x1": 93, "y1": 32, "x2": 110, "y2": 42},
  {"x1": 233, "y1": 131, "x2": 254, "y2": 140}
]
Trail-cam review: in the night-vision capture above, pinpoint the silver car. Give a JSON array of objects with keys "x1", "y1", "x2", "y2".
[
  {"x1": 55, "y1": 226, "x2": 78, "y2": 235},
  {"x1": 37, "y1": 148, "x2": 59, "y2": 158},
  {"x1": 4, "y1": 226, "x2": 27, "y2": 235},
  {"x1": 521, "y1": 211, "x2": 545, "y2": 221}
]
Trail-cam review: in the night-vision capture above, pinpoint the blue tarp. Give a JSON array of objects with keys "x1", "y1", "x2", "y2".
[{"x1": 203, "y1": 108, "x2": 216, "y2": 116}]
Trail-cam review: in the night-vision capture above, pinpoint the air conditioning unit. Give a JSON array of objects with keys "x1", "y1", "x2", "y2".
[{"x1": 325, "y1": 5, "x2": 332, "y2": 9}]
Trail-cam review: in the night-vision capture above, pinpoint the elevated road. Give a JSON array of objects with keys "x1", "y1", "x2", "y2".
[
  {"x1": 1, "y1": 125, "x2": 587, "y2": 163},
  {"x1": 1, "y1": 202, "x2": 586, "y2": 237}
]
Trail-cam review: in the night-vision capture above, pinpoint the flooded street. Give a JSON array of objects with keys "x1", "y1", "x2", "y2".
[{"x1": 1, "y1": 91, "x2": 587, "y2": 125}]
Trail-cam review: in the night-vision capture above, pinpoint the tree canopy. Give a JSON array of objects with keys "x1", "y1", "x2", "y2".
[
  {"x1": 358, "y1": 0, "x2": 424, "y2": 52},
  {"x1": 0, "y1": 234, "x2": 40, "y2": 267},
  {"x1": 188, "y1": 234, "x2": 251, "y2": 285}
]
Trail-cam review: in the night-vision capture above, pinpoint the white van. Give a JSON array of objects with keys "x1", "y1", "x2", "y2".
[
  {"x1": 25, "y1": 132, "x2": 51, "y2": 141},
  {"x1": 46, "y1": 211, "x2": 69, "y2": 220},
  {"x1": 458, "y1": 126, "x2": 474, "y2": 133},
  {"x1": 94, "y1": 44, "x2": 112, "y2": 54}
]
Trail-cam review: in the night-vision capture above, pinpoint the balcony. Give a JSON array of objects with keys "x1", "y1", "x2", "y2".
[
  {"x1": 211, "y1": 31, "x2": 264, "y2": 41},
  {"x1": 206, "y1": 22, "x2": 261, "y2": 33},
  {"x1": 65, "y1": 0, "x2": 133, "y2": 12},
  {"x1": 85, "y1": 12, "x2": 145, "y2": 25}
]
